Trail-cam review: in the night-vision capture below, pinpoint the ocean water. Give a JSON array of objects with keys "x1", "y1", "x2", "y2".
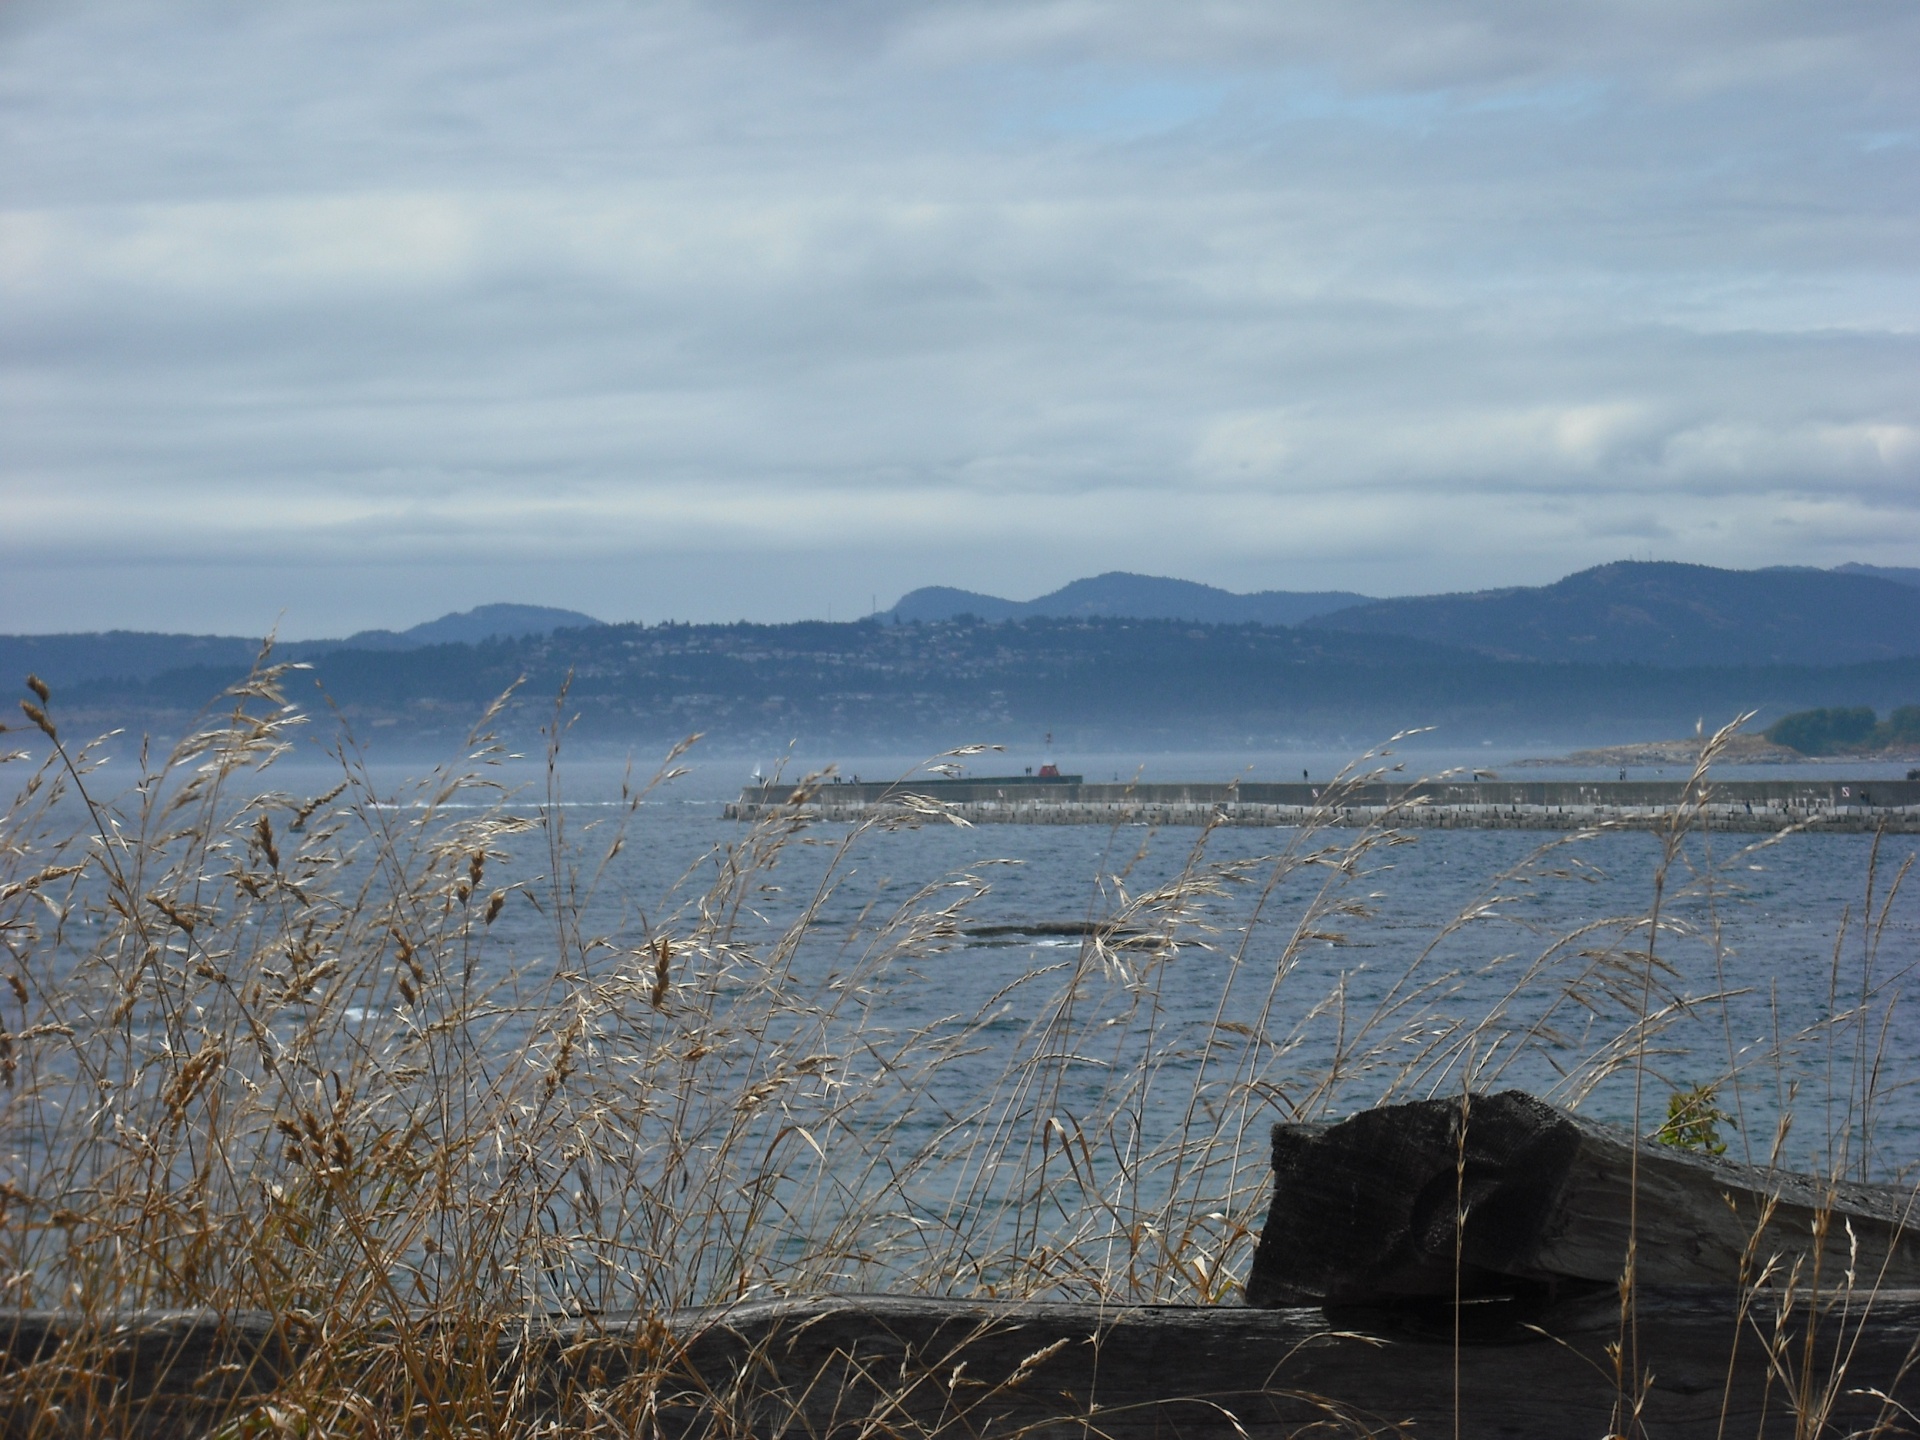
[
  {"x1": 234, "y1": 744, "x2": 1920, "y2": 1179},
  {"x1": 13, "y1": 742, "x2": 1919, "y2": 1172},
  {"x1": 7, "y1": 739, "x2": 1918, "y2": 1302}
]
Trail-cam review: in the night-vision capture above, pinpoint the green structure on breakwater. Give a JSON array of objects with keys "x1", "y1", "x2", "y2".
[{"x1": 727, "y1": 776, "x2": 1920, "y2": 832}]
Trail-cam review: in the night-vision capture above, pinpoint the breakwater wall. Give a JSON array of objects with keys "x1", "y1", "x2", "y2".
[{"x1": 726, "y1": 778, "x2": 1920, "y2": 832}]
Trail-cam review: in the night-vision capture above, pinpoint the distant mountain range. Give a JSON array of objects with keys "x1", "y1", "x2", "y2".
[
  {"x1": 0, "y1": 604, "x2": 600, "y2": 686},
  {"x1": 1832, "y1": 563, "x2": 1920, "y2": 588},
  {"x1": 896, "y1": 562, "x2": 1920, "y2": 669},
  {"x1": 29, "y1": 614, "x2": 1920, "y2": 755},
  {"x1": 1304, "y1": 562, "x2": 1920, "y2": 668},
  {"x1": 325, "y1": 603, "x2": 602, "y2": 653},
  {"x1": 893, "y1": 573, "x2": 1372, "y2": 627},
  {"x1": 13, "y1": 565, "x2": 1914, "y2": 694},
  {"x1": 7, "y1": 565, "x2": 1920, "y2": 752}
]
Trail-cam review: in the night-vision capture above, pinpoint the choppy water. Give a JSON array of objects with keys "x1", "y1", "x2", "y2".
[
  {"x1": 247, "y1": 745, "x2": 1920, "y2": 1181},
  {"x1": 8, "y1": 738, "x2": 1919, "y2": 1304}
]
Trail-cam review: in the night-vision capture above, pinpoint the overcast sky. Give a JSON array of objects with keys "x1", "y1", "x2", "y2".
[{"x1": 3, "y1": 0, "x2": 1917, "y2": 636}]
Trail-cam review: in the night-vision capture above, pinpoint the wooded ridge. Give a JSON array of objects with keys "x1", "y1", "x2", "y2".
[{"x1": 19, "y1": 617, "x2": 1920, "y2": 753}]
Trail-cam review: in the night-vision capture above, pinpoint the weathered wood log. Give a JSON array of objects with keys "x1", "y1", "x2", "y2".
[
  {"x1": 624, "y1": 1290, "x2": 1920, "y2": 1438},
  {"x1": 7, "y1": 1291, "x2": 1920, "y2": 1438},
  {"x1": 9, "y1": 1093, "x2": 1920, "y2": 1437},
  {"x1": 1246, "y1": 1089, "x2": 1920, "y2": 1309},
  {"x1": 0, "y1": 1309, "x2": 300, "y2": 1440}
]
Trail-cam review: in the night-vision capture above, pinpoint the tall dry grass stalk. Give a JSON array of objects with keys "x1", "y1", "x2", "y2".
[{"x1": 0, "y1": 665, "x2": 1911, "y2": 1435}]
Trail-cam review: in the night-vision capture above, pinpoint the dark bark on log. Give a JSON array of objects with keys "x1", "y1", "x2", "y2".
[
  {"x1": 9, "y1": 1094, "x2": 1920, "y2": 1437},
  {"x1": 7, "y1": 1290, "x2": 1920, "y2": 1438},
  {"x1": 1247, "y1": 1089, "x2": 1920, "y2": 1308}
]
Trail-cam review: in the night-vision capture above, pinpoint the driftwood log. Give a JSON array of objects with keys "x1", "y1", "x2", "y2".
[
  {"x1": 6, "y1": 1289, "x2": 1920, "y2": 1439},
  {"x1": 8, "y1": 1091, "x2": 1920, "y2": 1437},
  {"x1": 1247, "y1": 1089, "x2": 1920, "y2": 1311}
]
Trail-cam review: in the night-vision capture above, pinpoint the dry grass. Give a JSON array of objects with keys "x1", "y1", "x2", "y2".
[{"x1": 0, "y1": 664, "x2": 1913, "y2": 1436}]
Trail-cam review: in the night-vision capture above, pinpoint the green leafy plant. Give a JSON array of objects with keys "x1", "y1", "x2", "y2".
[{"x1": 1656, "y1": 1081, "x2": 1735, "y2": 1155}]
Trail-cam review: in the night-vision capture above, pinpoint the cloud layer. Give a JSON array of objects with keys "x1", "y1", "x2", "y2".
[{"x1": 2, "y1": 0, "x2": 1916, "y2": 633}]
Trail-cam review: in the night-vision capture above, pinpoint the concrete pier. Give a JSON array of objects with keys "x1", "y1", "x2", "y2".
[{"x1": 725, "y1": 777, "x2": 1920, "y2": 832}]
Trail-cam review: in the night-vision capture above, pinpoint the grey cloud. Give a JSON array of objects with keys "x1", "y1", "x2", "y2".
[{"x1": 1, "y1": 0, "x2": 1917, "y2": 634}]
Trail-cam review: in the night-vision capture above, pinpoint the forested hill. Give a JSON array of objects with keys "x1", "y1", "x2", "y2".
[
  {"x1": 0, "y1": 604, "x2": 600, "y2": 686},
  {"x1": 34, "y1": 616, "x2": 1920, "y2": 754},
  {"x1": 12, "y1": 562, "x2": 1914, "y2": 699},
  {"x1": 893, "y1": 573, "x2": 1371, "y2": 626},
  {"x1": 890, "y1": 562, "x2": 1920, "y2": 666},
  {"x1": 1306, "y1": 561, "x2": 1920, "y2": 667}
]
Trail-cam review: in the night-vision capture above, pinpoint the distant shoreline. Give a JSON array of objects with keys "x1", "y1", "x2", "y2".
[{"x1": 1514, "y1": 736, "x2": 1920, "y2": 768}]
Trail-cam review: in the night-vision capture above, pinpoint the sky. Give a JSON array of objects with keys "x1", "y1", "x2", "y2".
[{"x1": 2, "y1": 0, "x2": 1917, "y2": 638}]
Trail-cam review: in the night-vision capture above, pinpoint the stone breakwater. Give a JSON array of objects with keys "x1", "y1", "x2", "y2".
[{"x1": 726, "y1": 778, "x2": 1920, "y2": 832}]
